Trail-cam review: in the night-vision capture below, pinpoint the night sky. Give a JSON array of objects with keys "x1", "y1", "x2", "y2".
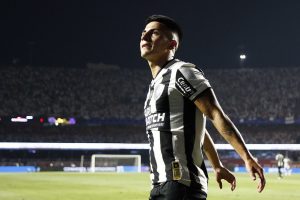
[{"x1": 1, "y1": 0, "x2": 300, "y2": 69}]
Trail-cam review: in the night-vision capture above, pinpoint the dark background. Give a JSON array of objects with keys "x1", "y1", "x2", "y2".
[{"x1": 1, "y1": 0, "x2": 300, "y2": 68}]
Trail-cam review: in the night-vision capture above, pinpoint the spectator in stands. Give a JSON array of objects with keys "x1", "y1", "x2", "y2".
[{"x1": 1, "y1": 65, "x2": 300, "y2": 120}]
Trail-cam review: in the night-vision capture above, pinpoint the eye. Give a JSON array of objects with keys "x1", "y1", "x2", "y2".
[{"x1": 152, "y1": 30, "x2": 160, "y2": 35}]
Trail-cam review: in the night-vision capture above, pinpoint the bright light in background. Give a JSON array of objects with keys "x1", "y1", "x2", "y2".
[
  {"x1": 11, "y1": 117, "x2": 27, "y2": 122},
  {"x1": 240, "y1": 54, "x2": 246, "y2": 60}
]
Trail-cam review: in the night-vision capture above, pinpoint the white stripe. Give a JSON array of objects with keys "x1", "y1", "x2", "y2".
[{"x1": 169, "y1": 64, "x2": 191, "y2": 185}]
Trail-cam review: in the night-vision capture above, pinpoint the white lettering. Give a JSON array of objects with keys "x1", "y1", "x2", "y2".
[
  {"x1": 157, "y1": 113, "x2": 165, "y2": 122},
  {"x1": 145, "y1": 113, "x2": 166, "y2": 129},
  {"x1": 153, "y1": 114, "x2": 157, "y2": 123},
  {"x1": 177, "y1": 77, "x2": 191, "y2": 92},
  {"x1": 177, "y1": 77, "x2": 184, "y2": 82}
]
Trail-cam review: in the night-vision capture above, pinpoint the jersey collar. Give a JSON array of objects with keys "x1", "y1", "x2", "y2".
[{"x1": 152, "y1": 58, "x2": 177, "y2": 80}]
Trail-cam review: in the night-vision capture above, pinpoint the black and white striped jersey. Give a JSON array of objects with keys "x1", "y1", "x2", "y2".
[{"x1": 144, "y1": 59, "x2": 211, "y2": 194}]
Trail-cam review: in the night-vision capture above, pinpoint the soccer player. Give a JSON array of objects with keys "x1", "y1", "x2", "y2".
[
  {"x1": 283, "y1": 156, "x2": 292, "y2": 176},
  {"x1": 275, "y1": 153, "x2": 284, "y2": 178},
  {"x1": 140, "y1": 14, "x2": 265, "y2": 200}
]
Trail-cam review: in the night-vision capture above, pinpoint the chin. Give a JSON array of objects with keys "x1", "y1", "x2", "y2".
[{"x1": 141, "y1": 52, "x2": 150, "y2": 59}]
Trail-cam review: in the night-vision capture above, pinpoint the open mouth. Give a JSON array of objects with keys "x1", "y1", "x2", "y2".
[{"x1": 142, "y1": 43, "x2": 151, "y2": 48}]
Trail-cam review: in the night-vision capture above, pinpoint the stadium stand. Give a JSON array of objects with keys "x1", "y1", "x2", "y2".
[
  {"x1": 1, "y1": 65, "x2": 300, "y2": 169},
  {"x1": 1, "y1": 65, "x2": 299, "y2": 120}
]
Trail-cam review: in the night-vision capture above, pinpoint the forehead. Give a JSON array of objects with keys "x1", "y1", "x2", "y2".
[{"x1": 144, "y1": 21, "x2": 169, "y2": 32}]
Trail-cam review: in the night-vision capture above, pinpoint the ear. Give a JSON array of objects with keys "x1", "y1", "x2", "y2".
[{"x1": 169, "y1": 40, "x2": 178, "y2": 50}]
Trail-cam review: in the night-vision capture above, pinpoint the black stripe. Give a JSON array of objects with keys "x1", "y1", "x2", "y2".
[
  {"x1": 145, "y1": 85, "x2": 153, "y2": 108},
  {"x1": 156, "y1": 70, "x2": 171, "y2": 131},
  {"x1": 148, "y1": 130, "x2": 159, "y2": 183},
  {"x1": 159, "y1": 130, "x2": 174, "y2": 180},
  {"x1": 201, "y1": 160, "x2": 208, "y2": 180},
  {"x1": 157, "y1": 70, "x2": 174, "y2": 180},
  {"x1": 153, "y1": 59, "x2": 175, "y2": 79},
  {"x1": 175, "y1": 69, "x2": 197, "y2": 98},
  {"x1": 183, "y1": 97, "x2": 200, "y2": 186},
  {"x1": 191, "y1": 87, "x2": 211, "y2": 102}
]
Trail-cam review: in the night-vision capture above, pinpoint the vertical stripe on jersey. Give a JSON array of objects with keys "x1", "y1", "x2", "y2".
[
  {"x1": 159, "y1": 130, "x2": 174, "y2": 181},
  {"x1": 183, "y1": 97, "x2": 200, "y2": 186},
  {"x1": 168, "y1": 64, "x2": 190, "y2": 185},
  {"x1": 157, "y1": 71, "x2": 174, "y2": 181},
  {"x1": 152, "y1": 130, "x2": 167, "y2": 182},
  {"x1": 145, "y1": 60, "x2": 209, "y2": 191},
  {"x1": 147, "y1": 130, "x2": 158, "y2": 183}
]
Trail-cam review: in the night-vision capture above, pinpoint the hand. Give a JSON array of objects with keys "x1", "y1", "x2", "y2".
[
  {"x1": 245, "y1": 158, "x2": 266, "y2": 193},
  {"x1": 214, "y1": 166, "x2": 236, "y2": 191}
]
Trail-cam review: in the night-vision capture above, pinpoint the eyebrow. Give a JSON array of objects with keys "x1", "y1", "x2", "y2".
[
  {"x1": 142, "y1": 28, "x2": 172, "y2": 39},
  {"x1": 142, "y1": 28, "x2": 161, "y2": 33}
]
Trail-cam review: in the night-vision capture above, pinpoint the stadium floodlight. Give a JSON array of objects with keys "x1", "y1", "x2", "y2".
[
  {"x1": 90, "y1": 154, "x2": 142, "y2": 173},
  {"x1": 240, "y1": 54, "x2": 246, "y2": 60}
]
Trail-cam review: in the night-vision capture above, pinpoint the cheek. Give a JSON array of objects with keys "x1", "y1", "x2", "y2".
[{"x1": 154, "y1": 38, "x2": 169, "y2": 47}]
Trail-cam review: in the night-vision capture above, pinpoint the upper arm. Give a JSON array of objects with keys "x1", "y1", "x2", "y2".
[
  {"x1": 174, "y1": 65, "x2": 211, "y2": 101},
  {"x1": 194, "y1": 88, "x2": 225, "y2": 120},
  {"x1": 173, "y1": 65, "x2": 225, "y2": 120}
]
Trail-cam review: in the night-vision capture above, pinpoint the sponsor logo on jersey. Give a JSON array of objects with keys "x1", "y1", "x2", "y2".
[
  {"x1": 175, "y1": 71, "x2": 196, "y2": 98},
  {"x1": 145, "y1": 112, "x2": 166, "y2": 129}
]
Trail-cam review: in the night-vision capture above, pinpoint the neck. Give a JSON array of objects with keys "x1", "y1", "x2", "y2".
[{"x1": 148, "y1": 55, "x2": 174, "y2": 78}]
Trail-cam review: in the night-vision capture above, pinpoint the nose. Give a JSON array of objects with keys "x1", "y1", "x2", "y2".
[{"x1": 141, "y1": 31, "x2": 151, "y2": 41}]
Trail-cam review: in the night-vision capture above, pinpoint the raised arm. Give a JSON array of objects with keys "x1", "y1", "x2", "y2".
[
  {"x1": 203, "y1": 130, "x2": 236, "y2": 191},
  {"x1": 195, "y1": 88, "x2": 266, "y2": 192}
]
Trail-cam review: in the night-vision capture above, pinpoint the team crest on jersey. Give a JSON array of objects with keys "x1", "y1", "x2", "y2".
[{"x1": 154, "y1": 84, "x2": 165, "y2": 100}]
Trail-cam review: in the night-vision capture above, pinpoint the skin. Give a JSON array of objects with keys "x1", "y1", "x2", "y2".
[
  {"x1": 140, "y1": 21, "x2": 177, "y2": 78},
  {"x1": 204, "y1": 130, "x2": 236, "y2": 191},
  {"x1": 194, "y1": 89, "x2": 265, "y2": 192},
  {"x1": 140, "y1": 20, "x2": 266, "y2": 192}
]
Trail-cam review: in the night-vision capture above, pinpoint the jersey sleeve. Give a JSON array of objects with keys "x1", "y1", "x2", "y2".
[{"x1": 175, "y1": 65, "x2": 211, "y2": 101}]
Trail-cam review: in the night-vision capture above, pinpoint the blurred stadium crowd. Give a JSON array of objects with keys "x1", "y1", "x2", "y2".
[
  {"x1": 1, "y1": 65, "x2": 300, "y2": 120},
  {"x1": 0, "y1": 65, "x2": 300, "y2": 144},
  {"x1": 1, "y1": 65, "x2": 300, "y2": 168}
]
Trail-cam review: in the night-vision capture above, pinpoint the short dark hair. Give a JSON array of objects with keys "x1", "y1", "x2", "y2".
[{"x1": 145, "y1": 14, "x2": 183, "y2": 43}]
